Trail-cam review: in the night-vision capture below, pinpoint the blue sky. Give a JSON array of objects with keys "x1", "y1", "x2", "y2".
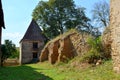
[{"x1": 2, "y1": 0, "x2": 109, "y2": 46}]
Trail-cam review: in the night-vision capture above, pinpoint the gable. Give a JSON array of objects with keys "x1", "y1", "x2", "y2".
[{"x1": 20, "y1": 19, "x2": 46, "y2": 42}]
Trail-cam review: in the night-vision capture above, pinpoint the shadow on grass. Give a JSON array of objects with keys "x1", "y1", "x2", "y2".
[{"x1": 0, "y1": 65, "x2": 53, "y2": 80}]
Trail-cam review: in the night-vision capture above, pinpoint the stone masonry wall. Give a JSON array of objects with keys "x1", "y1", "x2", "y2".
[
  {"x1": 48, "y1": 40, "x2": 60, "y2": 64},
  {"x1": 20, "y1": 41, "x2": 33, "y2": 64},
  {"x1": 70, "y1": 32, "x2": 90, "y2": 56},
  {"x1": 111, "y1": 0, "x2": 120, "y2": 73},
  {"x1": 20, "y1": 41, "x2": 44, "y2": 64},
  {"x1": 40, "y1": 30, "x2": 91, "y2": 64},
  {"x1": 58, "y1": 36, "x2": 75, "y2": 63},
  {"x1": 39, "y1": 46, "x2": 49, "y2": 62}
]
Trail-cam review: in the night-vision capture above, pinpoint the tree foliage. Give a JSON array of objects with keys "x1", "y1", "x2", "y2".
[
  {"x1": 1, "y1": 40, "x2": 18, "y2": 65},
  {"x1": 91, "y1": 1, "x2": 109, "y2": 27},
  {"x1": 32, "y1": 0, "x2": 90, "y2": 39}
]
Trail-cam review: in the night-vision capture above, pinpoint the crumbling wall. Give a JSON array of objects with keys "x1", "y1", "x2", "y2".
[
  {"x1": 58, "y1": 36, "x2": 75, "y2": 62},
  {"x1": 39, "y1": 46, "x2": 49, "y2": 62},
  {"x1": 40, "y1": 30, "x2": 91, "y2": 64},
  {"x1": 70, "y1": 32, "x2": 91, "y2": 56},
  {"x1": 48, "y1": 40, "x2": 60, "y2": 64}
]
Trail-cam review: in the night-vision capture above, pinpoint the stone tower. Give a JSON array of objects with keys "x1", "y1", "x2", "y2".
[
  {"x1": 19, "y1": 19, "x2": 46, "y2": 64},
  {"x1": 110, "y1": 0, "x2": 120, "y2": 73}
]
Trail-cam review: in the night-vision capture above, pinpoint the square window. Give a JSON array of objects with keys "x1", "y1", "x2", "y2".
[{"x1": 33, "y1": 42, "x2": 38, "y2": 49}]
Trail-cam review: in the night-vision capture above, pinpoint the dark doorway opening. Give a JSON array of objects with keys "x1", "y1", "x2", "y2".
[
  {"x1": 32, "y1": 52, "x2": 38, "y2": 63},
  {"x1": 33, "y1": 52, "x2": 38, "y2": 58}
]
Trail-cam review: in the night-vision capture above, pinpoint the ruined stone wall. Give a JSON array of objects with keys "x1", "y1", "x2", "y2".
[
  {"x1": 70, "y1": 32, "x2": 91, "y2": 56},
  {"x1": 48, "y1": 40, "x2": 60, "y2": 64},
  {"x1": 40, "y1": 46, "x2": 49, "y2": 62},
  {"x1": 40, "y1": 36, "x2": 75, "y2": 64},
  {"x1": 40, "y1": 30, "x2": 91, "y2": 64},
  {"x1": 111, "y1": 0, "x2": 120, "y2": 73},
  {"x1": 58, "y1": 36, "x2": 75, "y2": 62}
]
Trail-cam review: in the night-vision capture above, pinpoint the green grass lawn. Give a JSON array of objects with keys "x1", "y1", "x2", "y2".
[{"x1": 0, "y1": 60, "x2": 120, "y2": 80}]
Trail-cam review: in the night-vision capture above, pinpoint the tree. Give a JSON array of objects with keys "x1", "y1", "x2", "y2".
[
  {"x1": 1, "y1": 40, "x2": 18, "y2": 66},
  {"x1": 91, "y1": 1, "x2": 109, "y2": 27},
  {"x1": 32, "y1": 0, "x2": 90, "y2": 39}
]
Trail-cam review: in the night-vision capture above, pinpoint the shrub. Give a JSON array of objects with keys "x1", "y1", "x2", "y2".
[
  {"x1": 9, "y1": 48, "x2": 19, "y2": 59},
  {"x1": 1, "y1": 40, "x2": 18, "y2": 65},
  {"x1": 82, "y1": 36, "x2": 109, "y2": 64}
]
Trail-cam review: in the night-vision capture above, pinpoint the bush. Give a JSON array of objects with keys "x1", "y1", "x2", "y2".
[
  {"x1": 9, "y1": 49, "x2": 19, "y2": 59},
  {"x1": 82, "y1": 36, "x2": 110, "y2": 64},
  {"x1": 1, "y1": 40, "x2": 18, "y2": 65}
]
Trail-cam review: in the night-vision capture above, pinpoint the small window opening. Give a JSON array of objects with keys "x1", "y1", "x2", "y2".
[{"x1": 33, "y1": 42, "x2": 38, "y2": 49}]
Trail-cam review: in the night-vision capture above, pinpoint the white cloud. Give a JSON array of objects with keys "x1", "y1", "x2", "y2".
[
  {"x1": 3, "y1": 32, "x2": 23, "y2": 38},
  {"x1": 2, "y1": 32, "x2": 24, "y2": 47}
]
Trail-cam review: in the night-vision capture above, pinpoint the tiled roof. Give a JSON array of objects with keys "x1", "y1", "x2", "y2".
[{"x1": 20, "y1": 19, "x2": 46, "y2": 42}]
